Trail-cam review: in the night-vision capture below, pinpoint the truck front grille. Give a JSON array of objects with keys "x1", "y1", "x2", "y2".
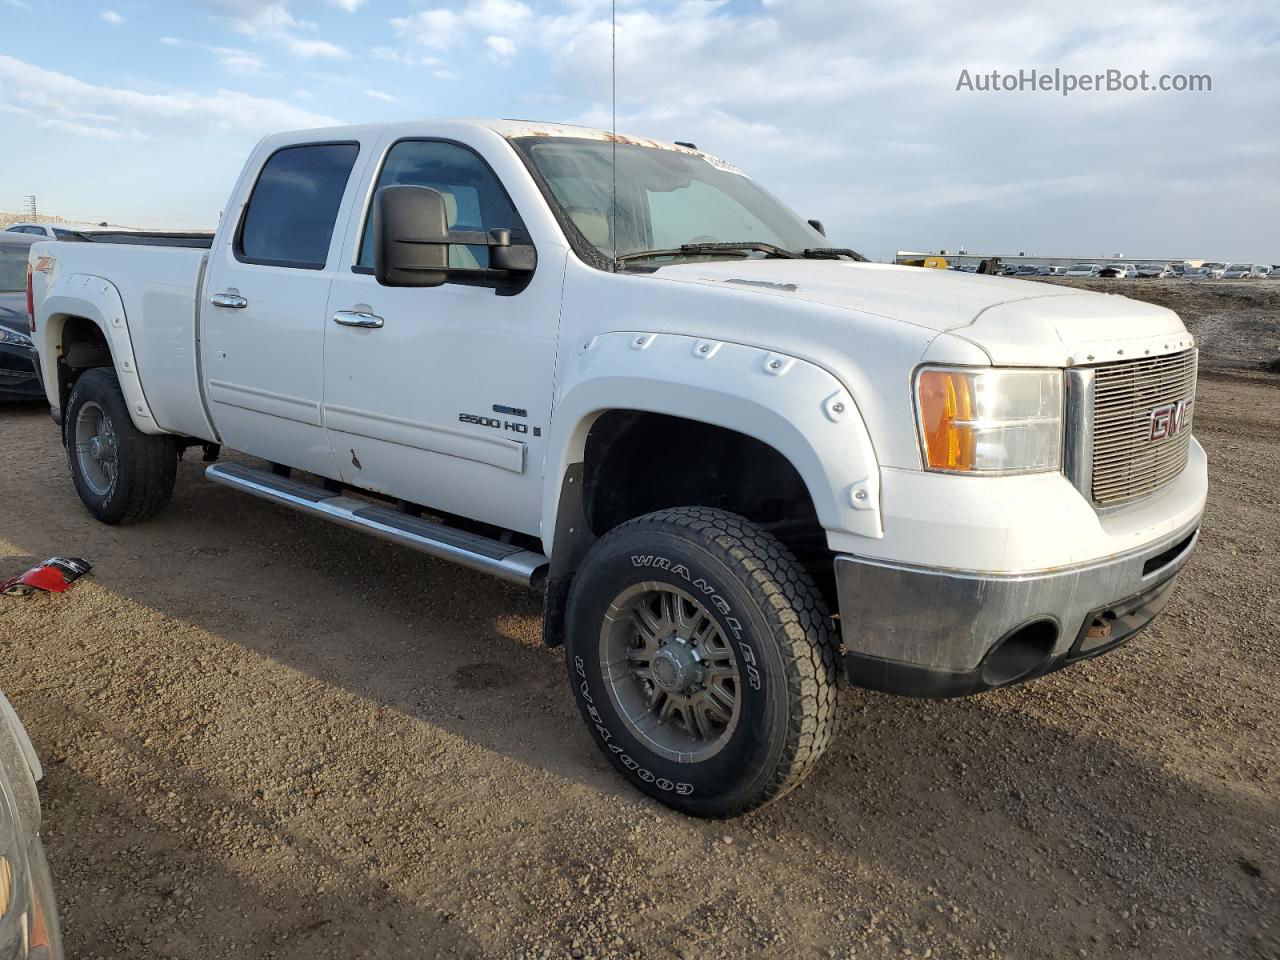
[{"x1": 1090, "y1": 349, "x2": 1198, "y2": 506}]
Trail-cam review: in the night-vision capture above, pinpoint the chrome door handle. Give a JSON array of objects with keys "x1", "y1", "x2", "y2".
[
  {"x1": 210, "y1": 292, "x2": 248, "y2": 309},
  {"x1": 333, "y1": 310, "x2": 384, "y2": 329}
]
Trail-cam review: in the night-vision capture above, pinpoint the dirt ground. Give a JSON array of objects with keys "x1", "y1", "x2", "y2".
[{"x1": 1, "y1": 280, "x2": 1277, "y2": 960}]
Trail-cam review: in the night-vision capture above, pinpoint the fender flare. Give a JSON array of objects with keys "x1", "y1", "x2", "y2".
[
  {"x1": 541, "y1": 331, "x2": 883, "y2": 557},
  {"x1": 39, "y1": 274, "x2": 163, "y2": 435}
]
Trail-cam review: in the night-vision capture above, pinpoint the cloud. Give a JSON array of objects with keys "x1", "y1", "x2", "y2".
[
  {"x1": 326, "y1": 0, "x2": 364, "y2": 10},
  {"x1": 100, "y1": 9, "x2": 122, "y2": 24},
  {"x1": 370, "y1": 0, "x2": 1279, "y2": 259},
  {"x1": 200, "y1": 0, "x2": 350, "y2": 59},
  {"x1": 365, "y1": 88, "x2": 398, "y2": 103},
  {"x1": 0, "y1": 101, "x2": 140, "y2": 141},
  {"x1": 279, "y1": 36, "x2": 348, "y2": 58},
  {"x1": 370, "y1": 46, "x2": 443, "y2": 67},
  {"x1": 0, "y1": 54, "x2": 338, "y2": 143},
  {"x1": 209, "y1": 47, "x2": 265, "y2": 75},
  {"x1": 157, "y1": 37, "x2": 268, "y2": 76},
  {"x1": 392, "y1": 0, "x2": 533, "y2": 51},
  {"x1": 485, "y1": 35, "x2": 517, "y2": 62}
]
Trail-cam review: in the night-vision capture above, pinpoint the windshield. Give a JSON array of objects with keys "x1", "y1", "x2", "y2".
[
  {"x1": 1226, "y1": 263, "x2": 1249, "y2": 270},
  {"x1": 516, "y1": 137, "x2": 826, "y2": 263},
  {"x1": 0, "y1": 241, "x2": 30, "y2": 292},
  {"x1": 1204, "y1": 263, "x2": 1226, "y2": 269},
  {"x1": 1070, "y1": 264, "x2": 1098, "y2": 270}
]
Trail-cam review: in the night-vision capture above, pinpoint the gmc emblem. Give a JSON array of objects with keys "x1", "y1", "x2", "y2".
[{"x1": 1149, "y1": 399, "x2": 1192, "y2": 441}]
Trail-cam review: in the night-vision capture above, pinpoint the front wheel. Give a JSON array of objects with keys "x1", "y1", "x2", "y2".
[
  {"x1": 565, "y1": 507, "x2": 840, "y2": 817},
  {"x1": 65, "y1": 368, "x2": 176, "y2": 524}
]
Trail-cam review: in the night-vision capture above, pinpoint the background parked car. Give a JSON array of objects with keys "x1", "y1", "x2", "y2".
[
  {"x1": 1038, "y1": 265, "x2": 1067, "y2": 276},
  {"x1": 0, "y1": 691, "x2": 64, "y2": 959},
  {"x1": 1223, "y1": 263, "x2": 1265, "y2": 278},
  {"x1": 1014, "y1": 264, "x2": 1040, "y2": 276},
  {"x1": 1137, "y1": 263, "x2": 1174, "y2": 278},
  {"x1": 1098, "y1": 263, "x2": 1137, "y2": 278},
  {"x1": 1065, "y1": 263, "x2": 1102, "y2": 277},
  {"x1": 1185, "y1": 262, "x2": 1227, "y2": 279},
  {"x1": 0, "y1": 233, "x2": 43, "y2": 401}
]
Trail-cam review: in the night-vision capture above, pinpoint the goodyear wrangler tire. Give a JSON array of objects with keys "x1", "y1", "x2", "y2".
[
  {"x1": 65, "y1": 368, "x2": 177, "y2": 525},
  {"x1": 565, "y1": 507, "x2": 840, "y2": 817}
]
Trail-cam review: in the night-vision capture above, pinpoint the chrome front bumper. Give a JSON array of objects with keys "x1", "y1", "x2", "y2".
[{"x1": 834, "y1": 517, "x2": 1201, "y2": 698}]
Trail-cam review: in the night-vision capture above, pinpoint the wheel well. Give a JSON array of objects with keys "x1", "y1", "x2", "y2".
[
  {"x1": 54, "y1": 315, "x2": 113, "y2": 412},
  {"x1": 581, "y1": 411, "x2": 834, "y2": 600}
]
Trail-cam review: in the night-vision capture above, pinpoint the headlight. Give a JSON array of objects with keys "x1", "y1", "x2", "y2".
[
  {"x1": 0, "y1": 328, "x2": 33, "y2": 348},
  {"x1": 915, "y1": 366, "x2": 1063, "y2": 474},
  {"x1": 2, "y1": 786, "x2": 62, "y2": 960},
  {"x1": 0, "y1": 815, "x2": 62, "y2": 960}
]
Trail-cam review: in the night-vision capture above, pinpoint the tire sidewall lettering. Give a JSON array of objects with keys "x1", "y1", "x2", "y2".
[
  {"x1": 570, "y1": 548, "x2": 773, "y2": 799},
  {"x1": 574, "y1": 655, "x2": 694, "y2": 796}
]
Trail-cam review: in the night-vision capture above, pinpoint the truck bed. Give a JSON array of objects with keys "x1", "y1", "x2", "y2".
[{"x1": 32, "y1": 237, "x2": 215, "y2": 441}]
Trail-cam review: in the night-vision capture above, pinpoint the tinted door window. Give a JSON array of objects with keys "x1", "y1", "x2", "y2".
[
  {"x1": 238, "y1": 142, "x2": 359, "y2": 269},
  {"x1": 357, "y1": 140, "x2": 523, "y2": 270}
]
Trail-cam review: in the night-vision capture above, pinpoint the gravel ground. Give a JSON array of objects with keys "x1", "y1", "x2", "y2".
[{"x1": 1, "y1": 280, "x2": 1277, "y2": 959}]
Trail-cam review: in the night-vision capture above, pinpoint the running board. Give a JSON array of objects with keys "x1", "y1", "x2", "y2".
[{"x1": 205, "y1": 462, "x2": 548, "y2": 588}]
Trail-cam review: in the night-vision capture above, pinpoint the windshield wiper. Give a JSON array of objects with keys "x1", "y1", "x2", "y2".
[
  {"x1": 614, "y1": 241, "x2": 801, "y2": 265},
  {"x1": 802, "y1": 247, "x2": 868, "y2": 262}
]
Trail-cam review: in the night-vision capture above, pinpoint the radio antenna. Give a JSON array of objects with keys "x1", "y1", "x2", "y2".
[{"x1": 610, "y1": 0, "x2": 618, "y2": 270}]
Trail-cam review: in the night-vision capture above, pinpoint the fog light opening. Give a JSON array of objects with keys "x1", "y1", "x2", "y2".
[{"x1": 981, "y1": 620, "x2": 1058, "y2": 687}]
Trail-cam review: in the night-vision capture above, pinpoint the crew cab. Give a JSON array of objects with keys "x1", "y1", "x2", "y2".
[{"x1": 26, "y1": 120, "x2": 1207, "y2": 816}]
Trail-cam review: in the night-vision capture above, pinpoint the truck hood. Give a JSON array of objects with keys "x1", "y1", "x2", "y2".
[{"x1": 649, "y1": 260, "x2": 1192, "y2": 365}]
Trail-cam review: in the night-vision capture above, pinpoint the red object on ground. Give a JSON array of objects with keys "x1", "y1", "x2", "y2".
[{"x1": 0, "y1": 557, "x2": 92, "y2": 596}]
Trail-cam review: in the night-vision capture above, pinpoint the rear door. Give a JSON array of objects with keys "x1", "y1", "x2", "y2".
[{"x1": 202, "y1": 139, "x2": 367, "y2": 477}]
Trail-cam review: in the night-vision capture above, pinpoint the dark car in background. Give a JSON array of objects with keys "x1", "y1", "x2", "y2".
[{"x1": 0, "y1": 232, "x2": 42, "y2": 401}]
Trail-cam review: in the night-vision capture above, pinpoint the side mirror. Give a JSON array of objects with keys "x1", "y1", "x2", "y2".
[
  {"x1": 807, "y1": 219, "x2": 826, "y2": 236},
  {"x1": 375, "y1": 185, "x2": 449, "y2": 287}
]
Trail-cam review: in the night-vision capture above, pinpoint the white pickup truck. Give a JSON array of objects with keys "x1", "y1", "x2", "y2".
[{"x1": 26, "y1": 120, "x2": 1206, "y2": 816}]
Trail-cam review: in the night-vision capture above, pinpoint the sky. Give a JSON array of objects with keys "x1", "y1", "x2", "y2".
[{"x1": 1, "y1": 0, "x2": 1277, "y2": 261}]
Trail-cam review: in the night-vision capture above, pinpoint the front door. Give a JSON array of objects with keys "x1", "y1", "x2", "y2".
[
  {"x1": 202, "y1": 140, "x2": 363, "y2": 478},
  {"x1": 322, "y1": 137, "x2": 561, "y2": 536}
]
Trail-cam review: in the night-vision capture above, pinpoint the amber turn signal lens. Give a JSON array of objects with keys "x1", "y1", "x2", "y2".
[{"x1": 917, "y1": 369, "x2": 977, "y2": 470}]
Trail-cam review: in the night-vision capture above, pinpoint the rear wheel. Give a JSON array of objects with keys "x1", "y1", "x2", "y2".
[
  {"x1": 65, "y1": 368, "x2": 176, "y2": 524},
  {"x1": 565, "y1": 507, "x2": 840, "y2": 817}
]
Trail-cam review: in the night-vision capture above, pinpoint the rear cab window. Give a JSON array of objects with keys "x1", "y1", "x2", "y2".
[{"x1": 236, "y1": 142, "x2": 360, "y2": 269}]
